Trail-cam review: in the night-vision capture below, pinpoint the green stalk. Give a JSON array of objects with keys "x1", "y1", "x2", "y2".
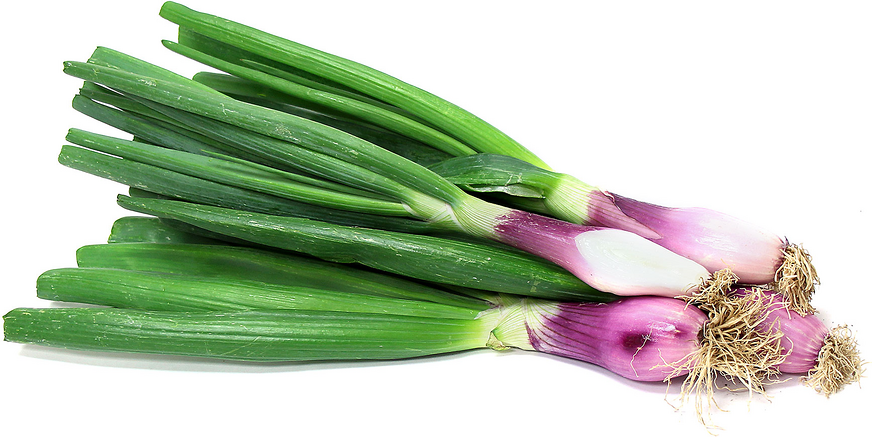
[
  {"x1": 96, "y1": 89, "x2": 429, "y2": 206},
  {"x1": 193, "y1": 71, "x2": 375, "y2": 127},
  {"x1": 162, "y1": 39, "x2": 478, "y2": 157},
  {"x1": 115, "y1": 203, "x2": 272, "y2": 247},
  {"x1": 159, "y1": 1, "x2": 550, "y2": 169},
  {"x1": 107, "y1": 216, "x2": 222, "y2": 244},
  {"x1": 65, "y1": 47, "x2": 467, "y2": 207},
  {"x1": 175, "y1": 26, "x2": 367, "y2": 101},
  {"x1": 191, "y1": 72, "x2": 454, "y2": 167},
  {"x1": 429, "y1": 154, "x2": 563, "y2": 198},
  {"x1": 73, "y1": 89, "x2": 268, "y2": 160},
  {"x1": 174, "y1": 26, "x2": 417, "y2": 118},
  {"x1": 78, "y1": 82, "x2": 196, "y2": 132},
  {"x1": 115, "y1": 195, "x2": 612, "y2": 302},
  {"x1": 77, "y1": 241, "x2": 489, "y2": 309},
  {"x1": 37, "y1": 267, "x2": 484, "y2": 319},
  {"x1": 4, "y1": 308, "x2": 490, "y2": 361},
  {"x1": 65, "y1": 128, "x2": 410, "y2": 217},
  {"x1": 74, "y1": 89, "x2": 401, "y2": 201},
  {"x1": 58, "y1": 145, "x2": 440, "y2": 234},
  {"x1": 242, "y1": 58, "x2": 410, "y2": 118}
]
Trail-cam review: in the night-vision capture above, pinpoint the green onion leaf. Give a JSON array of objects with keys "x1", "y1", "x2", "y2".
[
  {"x1": 115, "y1": 194, "x2": 612, "y2": 302},
  {"x1": 159, "y1": 1, "x2": 548, "y2": 168}
]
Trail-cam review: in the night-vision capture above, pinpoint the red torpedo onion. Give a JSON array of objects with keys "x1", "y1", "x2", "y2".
[
  {"x1": 61, "y1": 52, "x2": 724, "y2": 302},
  {"x1": 433, "y1": 155, "x2": 817, "y2": 312},
  {"x1": 147, "y1": 3, "x2": 816, "y2": 310},
  {"x1": 479, "y1": 294, "x2": 784, "y2": 387},
  {"x1": 458, "y1": 202, "x2": 722, "y2": 299},
  {"x1": 609, "y1": 194, "x2": 817, "y2": 309},
  {"x1": 731, "y1": 287, "x2": 864, "y2": 396},
  {"x1": 547, "y1": 176, "x2": 819, "y2": 314},
  {"x1": 489, "y1": 296, "x2": 707, "y2": 381}
]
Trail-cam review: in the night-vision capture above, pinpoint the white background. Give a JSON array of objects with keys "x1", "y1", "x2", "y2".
[{"x1": 1, "y1": 1, "x2": 869, "y2": 435}]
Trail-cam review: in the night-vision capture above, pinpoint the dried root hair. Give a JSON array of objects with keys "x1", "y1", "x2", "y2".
[
  {"x1": 774, "y1": 243, "x2": 819, "y2": 316},
  {"x1": 668, "y1": 287, "x2": 785, "y2": 427},
  {"x1": 687, "y1": 269, "x2": 739, "y2": 308},
  {"x1": 802, "y1": 325, "x2": 865, "y2": 397}
]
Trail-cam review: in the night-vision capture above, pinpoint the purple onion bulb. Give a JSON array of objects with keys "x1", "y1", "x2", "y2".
[{"x1": 487, "y1": 296, "x2": 708, "y2": 381}]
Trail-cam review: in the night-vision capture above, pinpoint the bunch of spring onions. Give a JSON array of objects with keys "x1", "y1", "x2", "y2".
[
  {"x1": 5, "y1": 218, "x2": 860, "y2": 404},
  {"x1": 60, "y1": 47, "x2": 726, "y2": 300},
  {"x1": 2, "y1": 1, "x2": 863, "y2": 426},
  {"x1": 153, "y1": 1, "x2": 819, "y2": 314}
]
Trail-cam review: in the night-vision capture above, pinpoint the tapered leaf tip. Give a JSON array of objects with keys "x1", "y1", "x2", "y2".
[
  {"x1": 159, "y1": 2, "x2": 191, "y2": 22},
  {"x1": 2, "y1": 308, "x2": 27, "y2": 341},
  {"x1": 64, "y1": 128, "x2": 77, "y2": 140},
  {"x1": 34, "y1": 269, "x2": 62, "y2": 299},
  {"x1": 57, "y1": 144, "x2": 82, "y2": 167},
  {"x1": 70, "y1": 94, "x2": 91, "y2": 112},
  {"x1": 74, "y1": 244, "x2": 101, "y2": 267}
]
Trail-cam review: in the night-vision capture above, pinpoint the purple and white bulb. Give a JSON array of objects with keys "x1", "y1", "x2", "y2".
[
  {"x1": 540, "y1": 175, "x2": 819, "y2": 313},
  {"x1": 732, "y1": 287, "x2": 863, "y2": 395},
  {"x1": 482, "y1": 289, "x2": 862, "y2": 396},
  {"x1": 483, "y1": 295, "x2": 708, "y2": 382},
  {"x1": 455, "y1": 200, "x2": 713, "y2": 298},
  {"x1": 601, "y1": 194, "x2": 786, "y2": 285}
]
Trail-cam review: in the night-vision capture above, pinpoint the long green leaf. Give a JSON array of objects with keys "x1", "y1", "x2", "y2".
[
  {"x1": 78, "y1": 241, "x2": 489, "y2": 310},
  {"x1": 58, "y1": 145, "x2": 440, "y2": 234},
  {"x1": 73, "y1": 89, "x2": 269, "y2": 160},
  {"x1": 4, "y1": 308, "x2": 489, "y2": 361},
  {"x1": 37, "y1": 267, "x2": 483, "y2": 319},
  {"x1": 102, "y1": 89, "x2": 427, "y2": 206},
  {"x1": 76, "y1": 88, "x2": 402, "y2": 200},
  {"x1": 107, "y1": 216, "x2": 223, "y2": 244},
  {"x1": 65, "y1": 48, "x2": 467, "y2": 207},
  {"x1": 162, "y1": 39, "x2": 478, "y2": 157},
  {"x1": 116, "y1": 195, "x2": 613, "y2": 302},
  {"x1": 66, "y1": 128, "x2": 411, "y2": 216},
  {"x1": 192, "y1": 72, "x2": 454, "y2": 167},
  {"x1": 429, "y1": 154, "x2": 563, "y2": 196},
  {"x1": 159, "y1": 1, "x2": 550, "y2": 169},
  {"x1": 176, "y1": 26, "x2": 366, "y2": 100}
]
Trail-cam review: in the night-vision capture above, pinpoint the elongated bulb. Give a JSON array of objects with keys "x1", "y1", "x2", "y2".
[
  {"x1": 459, "y1": 203, "x2": 713, "y2": 297},
  {"x1": 574, "y1": 229, "x2": 710, "y2": 297}
]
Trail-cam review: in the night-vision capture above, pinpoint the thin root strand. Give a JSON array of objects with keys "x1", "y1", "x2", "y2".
[
  {"x1": 668, "y1": 287, "x2": 785, "y2": 427},
  {"x1": 802, "y1": 325, "x2": 865, "y2": 397},
  {"x1": 774, "y1": 243, "x2": 819, "y2": 316}
]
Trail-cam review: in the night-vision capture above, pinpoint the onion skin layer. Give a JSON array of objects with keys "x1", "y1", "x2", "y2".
[
  {"x1": 596, "y1": 193, "x2": 785, "y2": 284},
  {"x1": 522, "y1": 297, "x2": 707, "y2": 381},
  {"x1": 492, "y1": 209, "x2": 710, "y2": 298},
  {"x1": 735, "y1": 288, "x2": 828, "y2": 373}
]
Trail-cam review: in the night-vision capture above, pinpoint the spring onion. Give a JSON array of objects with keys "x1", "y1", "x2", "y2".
[
  {"x1": 4, "y1": 308, "x2": 488, "y2": 362},
  {"x1": 60, "y1": 48, "x2": 729, "y2": 299},
  {"x1": 157, "y1": 2, "x2": 546, "y2": 169},
  {"x1": 90, "y1": 202, "x2": 872, "y2": 397},
  {"x1": 154, "y1": 2, "x2": 818, "y2": 313},
  {"x1": 75, "y1": 242, "x2": 487, "y2": 309},
  {"x1": 188, "y1": 72, "x2": 455, "y2": 167},
  {"x1": 111, "y1": 196, "x2": 611, "y2": 302},
  {"x1": 0, "y1": 5, "x2": 865, "y2": 434},
  {"x1": 5, "y1": 216, "x2": 860, "y2": 424},
  {"x1": 430, "y1": 154, "x2": 819, "y2": 314},
  {"x1": 727, "y1": 287, "x2": 863, "y2": 397},
  {"x1": 0, "y1": 290, "x2": 792, "y2": 427},
  {"x1": 4, "y1": 240, "x2": 782, "y2": 389}
]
